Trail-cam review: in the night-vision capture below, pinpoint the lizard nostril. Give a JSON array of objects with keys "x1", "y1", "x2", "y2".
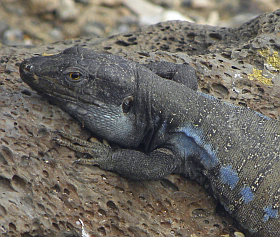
[{"x1": 24, "y1": 64, "x2": 33, "y2": 72}]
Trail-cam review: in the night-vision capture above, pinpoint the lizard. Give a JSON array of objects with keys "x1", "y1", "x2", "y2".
[
  {"x1": 20, "y1": 46, "x2": 280, "y2": 237},
  {"x1": 1, "y1": 8, "x2": 279, "y2": 236}
]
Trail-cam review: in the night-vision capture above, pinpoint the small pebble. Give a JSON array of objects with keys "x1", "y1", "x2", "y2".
[
  {"x1": 27, "y1": 0, "x2": 59, "y2": 13},
  {"x1": 161, "y1": 10, "x2": 193, "y2": 22},
  {"x1": 2, "y1": 29, "x2": 23, "y2": 45},
  {"x1": 57, "y1": 0, "x2": 79, "y2": 21},
  {"x1": 191, "y1": 0, "x2": 214, "y2": 9},
  {"x1": 81, "y1": 21, "x2": 107, "y2": 37}
]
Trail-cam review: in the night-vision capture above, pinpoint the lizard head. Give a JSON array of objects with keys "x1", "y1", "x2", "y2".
[{"x1": 20, "y1": 46, "x2": 151, "y2": 147}]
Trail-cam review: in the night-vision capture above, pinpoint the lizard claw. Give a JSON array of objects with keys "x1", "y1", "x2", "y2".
[
  {"x1": 52, "y1": 136, "x2": 60, "y2": 142},
  {"x1": 52, "y1": 135, "x2": 66, "y2": 146},
  {"x1": 54, "y1": 129, "x2": 63, "y2": 135},
  {"x1": 73, "y1": 158, "x2": 101, "y2": 166},
  {"x1": 51, "y1": 130, "x2": 113, "y2": 165},
  {"x1": 73, "y1": 159, "x2": 82, "y2": 165}
]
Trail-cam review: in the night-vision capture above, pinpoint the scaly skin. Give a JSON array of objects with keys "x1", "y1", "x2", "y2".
[{"x1": 20, "y1": 46, "x2": 280, "y2": 237}]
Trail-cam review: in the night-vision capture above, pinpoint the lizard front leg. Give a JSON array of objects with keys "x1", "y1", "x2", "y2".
[
  {"x1": 145, "y1": 61, "x2": 198, "y2": 90},
  {"x1": 54, "y1": 130, "x2": 179, "y2": 180}
]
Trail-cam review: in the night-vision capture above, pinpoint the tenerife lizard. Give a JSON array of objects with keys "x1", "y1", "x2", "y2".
[
  {"x1": 20, "y1": 46, "x2": 280, "y2": 237},
  {"x1": 0, "y1": 8, "x2": 279, "y2": 236}
]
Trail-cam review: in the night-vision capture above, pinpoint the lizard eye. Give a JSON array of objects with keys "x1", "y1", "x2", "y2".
[
  {"x1": 64, "y1": 67, "x2": 88, "y2": 84},
  {"x1": 122, "y1": 96, "x2": 134, "y2": 113},
  {"x1": 69, "y1": 72, "x2": 81, "y2": 80}
]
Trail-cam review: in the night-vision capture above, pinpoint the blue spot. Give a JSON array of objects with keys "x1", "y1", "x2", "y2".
[
  {"x1": 198, "y1": 92, "x2": 217, "y2": 101},
  {"x1": 263, "y1": 205, "x2": 278, "y2": 222},
  {"x1": 220, "y1": 165, "x2": 239, "y2": 190},
  {"x1": 254, "y1": 111, "x2": 272, "y2": 120},
  {"x1": 178, "y1": 126, "x2": 219, "y2": 170},
  {"x1": 240, "y1": 186, "x2": 254, "y2": 204}
]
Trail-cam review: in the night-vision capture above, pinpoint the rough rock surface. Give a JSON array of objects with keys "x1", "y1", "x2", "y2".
[
  {"x1": 1, "y1": 0, "x2": 278, "y2": 45},
  {"x1": 0, "y1": 9, "x2": 279, "y2": 237}
]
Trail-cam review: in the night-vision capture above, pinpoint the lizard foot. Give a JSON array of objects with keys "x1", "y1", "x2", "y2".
[{"x1": 53, "y1": 130, "x2": 113, "y2": 167}]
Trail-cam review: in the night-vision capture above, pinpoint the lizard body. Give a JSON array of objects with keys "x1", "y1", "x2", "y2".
[{"x1": 20, "y1": 46, "x2": 280, "y2": 237}]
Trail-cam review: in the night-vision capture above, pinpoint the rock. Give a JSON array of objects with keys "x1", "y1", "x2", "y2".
[
  {"x1": 99, "y1": 0, "x2": 124, "y2": 6},
  {"x1": 240, "y1": 0, "x2": 279, "y2": 13},
  {"x1": 150, "y1": 0, "x2": 178, "y2": 8},
  {"x1": 2, "y1": 29, "x2": 24, "y2": 45},
  {"x1": 49, "y1": 28, "x2": 64, "y2": 40},
  {"x1": 223, "y1": 13, "x2": 259, "y2": 27},
  {"x1": 57, "y1": 0, "x2": 79, "y2": 21},
  {"x1": 196, "y1": 10, "x2": 220, "y2": 25},
  {"x1": 123, "y1": 0, "x2": 192, "y2": 25},
  {"x1": 207, "y1": 10, "x2": 220, "y2": 25},
  {"x1": 27, "y1": 0, "x2": 60, "y2": 14},
  {"x1": 161, "y1": 10, "x2": 193, "y2": 22},
  {"x1": 81, "y1": 21, "x2": 107, "y2": 37},
  {"x1": 74, "y1": 0, "x2": 90, "y2": 4},
  {"x1": 123, "y1": 0, "x2": 163, "y2": 25},
  {"x1": 190, "y1": 0, "x2": 214, "y2": 9},
  {"x1": 0, "y1": 20, "x2": 8, "y2": 37}
]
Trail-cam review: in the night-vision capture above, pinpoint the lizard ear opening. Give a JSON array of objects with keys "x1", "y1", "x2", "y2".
[{"x1": 122, "y1": 96, "x2": 134, "y2": 113}]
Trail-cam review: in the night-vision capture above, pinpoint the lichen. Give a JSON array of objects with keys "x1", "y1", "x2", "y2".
[
  {"x1": 248, "y1": 68, "x2": 273, "y2": 86},
  {"x1": 258, "y1": 48, "x2": 280, "y2": 71}
]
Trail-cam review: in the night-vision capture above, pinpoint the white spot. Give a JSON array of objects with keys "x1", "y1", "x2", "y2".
[
  {"x1": 232, "y1": 87, "x2": 240, "y2": 94},
  {"x1": 78, "y1": 219, "x2": 90, "y2": 237}
]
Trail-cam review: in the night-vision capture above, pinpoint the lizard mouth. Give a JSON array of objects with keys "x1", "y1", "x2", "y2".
[{"x1": 49, "y1": 91, "x2": 105, "y2": 109}]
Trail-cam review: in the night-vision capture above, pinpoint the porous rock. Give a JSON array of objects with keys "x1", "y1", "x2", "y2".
[{"x1": 0, "y1": 9, "x2": 279, "y2": 236}]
